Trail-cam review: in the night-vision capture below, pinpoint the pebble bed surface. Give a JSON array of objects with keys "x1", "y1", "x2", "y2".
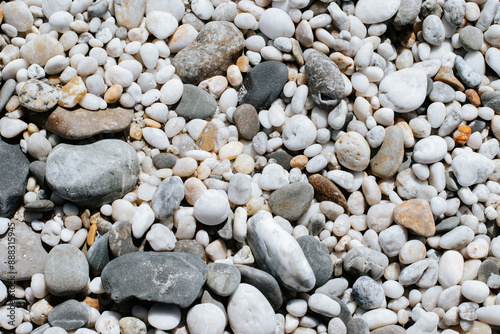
[{"x1": 3, "y1": 0, "x2": 500, "y2": 333}]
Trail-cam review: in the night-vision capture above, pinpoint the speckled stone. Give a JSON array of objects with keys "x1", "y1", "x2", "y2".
[
  {"x1": 174, "y1": 240, "x2": 206, "y2": 261},
  {"x1": 207, "y1": 263, "x2": 241, "y2": 297},
  {"x1": 151, "y1": 176, "x2": 184, "y2": 219},
  {"x1": 196, "y1": 121, "x2": 218, "y2": 151},
  {"x1": 352, "y1": 276, "x2": 385, "y2": 309},
  {"x1": 268, "y1": 182, "x2": 314, "y2": 221},
  {"x1": 19, "y1": 79, "x2": 58, "y2": 112},
  {"x1": 343, "y1": 246, "x2": 389, "y2": 280},
  {"x1": 308, "y1": 174, "x2": 348, "y2": 212},
  {"x1": 370, "y1": 125, "x2": 405, "y2": 179}
]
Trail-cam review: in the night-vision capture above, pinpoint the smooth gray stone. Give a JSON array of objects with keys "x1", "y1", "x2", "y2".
[
  {"x1": 459, "y1": 26, "x2": 483, "y2": 52},
  {"x1": 24, "y1": 200, "x2": 54, "y2": 212},
  {"x1": 151, "y1": 176, "x2": 184, "y2": 219},
  {"x1": 478, "y1": 259, "x2": 499, "y2": 283},
  {"x1": 87, "y1": 233, "x2": 110, "y2": 275},
  {"x1": 435, "y1": 217, "x2": 460, "y2": 233},
  {"x1": 268, "y1": 182, "x2": 314, "y2": 221},
  {"x1": 0, "y1": 138, "x2": 29, "y2": 217},
  {"x1": 476, "y1": 0, "x2": 499, "y2": 31},
  {"x1": 48, "y1": 299, "x2": 89, "y2": 330},
  {"x1": 108, "y1": 221, "x2": 138, "y2": 258},
  {"x1": 45, "y1": 139, "x2": 139, "y2": 207},
  {"x1": 393, "y1": 0, "x2": 422, "y2": 26},
  {"x1": 207, "y1": 263, "x2": 241, "y2": 297},
  {"x1": 0, "y1": 220, "x2": 48, "y2": 280},
  {"x1": 316, "y1": 278, "x2": 349, "y2": 297},
  {"x1": 325, "y1": 294, "x2": 352, "y2": 325},
  {"x1": 304, "y1": 49, "x2": 344, "y2": 110},
  {"x1": 174, "y1": 239, "x2": 206, "y2": 261},
  {"x1": 238, "y1": 61, "x2": 289, "y2": 110},
  {"x1": 455, "y1": 55, "x2": 481, "y2": 87},
  {"x1": 267, "y1": 150, "x2": 293, "y2": 171},
  {"x1": 101, "y1": 251, "x2": 208, "y2": 308},
  {"x1": 482, "y1": 91, "x2": 500, "y2": 113},
  {"x1": 45, "y1": 244, "x2": 89, "y2": 296},
  {"x1": 175, "y1": 84, "x2": 218, "y2": 120},
  {"x1": 297, "y1": 235, "x2": 333, "y2": 287},
  {"x1": 438, "y1": 104, "x2": 463, "y2": 136},
  {"x1": 370, "y1": 125, "x2": 405, "y2": 179},
  {"x1": 429, "y1": 81, "x2": 455, "y2": 103},
  {"x1": 421, "y1": 0, "x2": 443, "y2": 18},
  {"x1": 343, "y1": 247, "x2": 389, "y2": 280},
  {"x1": 88, "y1": 0, "x2": 108, "y2": 17},
  {"x1": 439, "y1": 226, "x2": 475, "y2": 249},
  {"x1": 29, "y1": 161, "x2": 46, "y2": 187},
  {"x1": 422, "y1": 15, "x2": 445, "y2": 45},
  {"x1": 236, "y1": 265, "x2": 283, "y2": 311},
  {"x1": 371, "y1": 325, "x2": 406, "y2": 334},
  {"x1": 399, "y1": 258, "x2": 439, "y2": 287},
  {"x1": 227, "y1": 173, "x2": 252, "y2": 205},
  {"x1": 31, "y1": 324, "x2": 50, "y2": 334},
  {"x1": 352, "y1": 276, "x2": 385, "y2": 310},
  {"x1": 346, "y1": 318, "x2": 370, "y2": 334},
  {"x1": 152, "y1": 153, "x2": 178, "y2": 169},
  {"x1": 212, "y1": 2, "x2": 237, "y2": 21},
  {"x1": 0, "y1": 79, "x2": 16, "y2": 113},
  {"x1": 443, "y1": 0, "x2": 466, "y2": 26}
]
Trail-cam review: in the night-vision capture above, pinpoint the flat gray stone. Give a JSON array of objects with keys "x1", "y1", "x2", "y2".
[
  {"x1": 175, "y1": 85, "x2": 218, "y2": 120},
  {"x1": 151, "y1": 176, "x2": 184, "y2": 219},
  {"x1": 0, "y1": 138, "x2": 29, "y2": 217},
  {"x1": 482, "y1": 91, "x2": 500, "y2": 113},
  {"x1": 269, "y1": 182, "x2": 314, "y2": 221},
  {"x1": 108, "y1": 220, "x2": 139, "y2": 257},
  {"x1": 393, "y1": 0, "x2": 421, "y2": 26},
  {"x1": 152, "y1": 153, "x2": 178, "y2": 169},
  {"x1": 48, "y1": 299, "x2": 89, "y2": 330},
  {"x1": 207, "y1": 263, "x2": 241, "y2": 297},
  {"x1": 174, "y1": 239, "x2": 206, "y2": 261},
  {"x1": 370, "y1": 125, "x2": 404, "y2": 179},
  {"x1": 45, "y1": 139, "x2": 139, "y2": 207},
  {"x1": 45, "y1": 244, "x2": 89, "y2": 296},
  {"x1": 233, "y1": 104, "x2": 260, "y2": 141},
  {"x1": 297, "y1": 235, "x2": 333, "y2": 287},
  {"x1": 459, "y1": 26, "x2": 483, "y2": 52}
]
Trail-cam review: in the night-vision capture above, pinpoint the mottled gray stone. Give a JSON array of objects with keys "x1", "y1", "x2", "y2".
[
  {"x1": 101, "y1": 251, "x2": 207, "y2": 308},
  {"x1": 108, "y1": 220, "x2": 138, "y2": 257},
  {"x1": 233, "y1": 104, "x2": 260, "y2": 140},
  {"x1": 87, "y1": 233, "x2": 110, "y2": 275},
  {"x1": 45, "y1": 244, "x2": 89, "y2": 296},
  {"x1": 435, "y1": 216, "x2": 460, "y2": 234},
  {"x1": 152, "y1": 153, "x2": 178, "y2": 169},
  {"x1": 88, "y1": 0, "x2": 109, "y2": 17},
  {"x1": 371, "y1": 325, "x2": 406, "y2": 334},
  {"x1": 316, "y1": 278, "x2": 349, "y2": 297},
  {"x1": 352, "y1": 276, "x2": 385, "y2": 309},
  {"x1": 267, "y1": 150, "x2": 293, "y2": 171},
  {"x1": 455, "y1": 55, "x2": 481, "y2": 87},
  {"x1": 346, "y1": 318, "x2": 370, "y2": 334},
  {"x1": 24, "y1": 200, "x2": 54, "y2": 212},
  {"x1": 207, "y1": 263, "x2": 241, "y2": 297},
  {"x1": 268, "y1": 182, "x2": 314, "y2": 221},
  {"x1": 174, "y1": 239, "x2": 206, "y2": 261},
  {"x1": 0, "y1": 79, "x2": 16, "y2": 113},
  {"x1": 297, "y1": 235, "x2": 333, "y2": 287},
  {"x1": 422, "y1": 15, "x2": 445, "y2": 45},
  {"x1": 459, "y1": 26, "x2": 483, "y2": 52},
  {"x1": 476, "y1": 0, "x2": 499, "y2": 31},
  {"x1": 429, "y1": 81, "x2": 455, "y2": 103},
  {"x1": 236, "y1": 265, "x2": 283, "y2": 311},
  {"x1": 304, "y1": 49, "x2": 344, "y2": 110},
  {"x1": 399, "y1": 258, "x2": 439, "y2": 288},
  {"x1": 393, "y1": 0, "x2": 422, "y2": 26},
  {"x1": 48, "y1": 299, "x2": 89, "y2": 330},
  {"x1": 151, "y1": 176, "x2": 184, "y2": 219},
  {"x1": 370, "y1": 125, "x2": 405, "y2": 179},
  {"x1": 444, "y1": 0, "x2": 466, "y2": 26},
  {"x1": 0, "y1": 138, "x2": 29, "y2": 217},
  {"x1": 438, "y1": 104, "x2": 463, "y2": 136},
  {"x1": 478, "y1": 259, "x2": 499, "y2": 283},
  {"x1": 172, "y1": 21, "x2": 244, "y2": 84},
  {"x1": 175, "y1": 84, "x2": 218, "y2": 120},
  {"x1": 482, "y1": 91, "x2": 500, "y2": 113},
  {"x1": 343, "y1": 247, "x2": 389, "y2": 280}
]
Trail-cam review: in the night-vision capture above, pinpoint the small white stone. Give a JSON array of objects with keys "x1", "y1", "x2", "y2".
[
  {"x1": 259, "y1": 8, "x2": 295, "y2": 39},
  {"x1": 476, "y1": 305, "x2": 500, "y2": 326},
  {"x1": 379, "y1": 68, "x2": 428, "y2": 113},
  {"x1": 259, "y1": 163, "x2": 289, "y2": 191},
  {"x1": 0, "y1": 117, "x2": 28, "y2": 138},
  {"x1": 146, "y1": 11, "x2": 178, "y2": 39},
  {"x1": 41, "y1": 220, "x2": 61, "y2": 246},
  {"x1": 308, "y1": 293, "x2": 340, "y2": 317},
  {"x1": 140, "y1": 43, "x2": 159, "y2": 70},
  {"x1": 194, "y1": 189, "x2": 230, "y2": 226},
  {"x1": 362, "y1": 309, "x2": 398, "y2": 330},
  {"x1": 142, "y1": 127, "x2": 170, "y2": 150},
  {"x1": 382, "y1": 280, "x2": 404, "y2": 299},
  {"x1": 89, "y1": 277, "x2": 105, "y2": 294},
  {"x1": 30, "y1": 273, "x2": 48, "y2": 299},
  {"x1": 439, "y1": 250, "x2": 464, "y2": 288},
  {"x1": 95, "y1": 311, "x2": 120, "y2": 334},
  {"x1": 160, "y1": 79, "x2": 183, "y2": 105},
  {"x1": 282, "y1": 115, "x2": 317, "y2": 150},
  {"x1": 131, "y1": 202, "x2": 155, "y2": 239},
  {"x1": 461, "y1": 280, "x2": 490, "y2": 303},
  {"x1": 148, "y1": 303, "x2": 181, "y2": 331},
  {"x1": 452, "y1": 151, "x2": 495, "y2": 187},
  {"x1": 186, "y1": 303, "x2": 226, "y2": 334},
  {"x1": 146, "y1": 223, "x2": 176, "y2": 251}
]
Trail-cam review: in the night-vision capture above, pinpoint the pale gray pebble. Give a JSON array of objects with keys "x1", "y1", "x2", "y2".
[
  {"x1": 458, "y1": 302, "x2": 479, "y2": 321},
  {"x1": 151, "y1": 176, "x2": 184, "y2": 220},
  {"x1": 435, "y1": 216, "x2": 460, "y2": 233},
  {"x1": 365, "y1": 125, "x2": 385, "y2": 148},
  {"x1": 476, "y1": 0, "x2": 499, "y2": 31},
  {"x1": 346, "y1": 318, "x2": 370, "y2": 334},
  {"x1": 273, "y1": 37, "x2": 292, "y2": 53},
  {"x1": 88, "y1": 0, "x2": 109, "y2": 18},
  {"x1": 455, "y1": 55, "x2": 481, "y2": 87},
  {"x1": 459, "y1": 26, "x2": 483, "y2": 52},
  {"x1": 422, "y1": 15, "x2": 445, "y2": 45},
  {"x1": 487, "y1": 274, "x2": 500, "y2": 288},
  {"x1": 429, "y1": 81, "x2": 455, "y2": 103},
  {"x1": 421, "y1": 0, "x2": 443, "y2": 18},
  {"x1": 439, "y1": 225, "x2": 475, "y2": 249},
  {"x1": 48, "y1": 299, "x2": 89, "y2": 330},
  {"x1": 343, "y1": 246, "x2": 389, "y2": 280},
  {"x1": 316, "y1": 278, "x2": 349, "y2": 297},
  {"x1": 0, "y1": 79, "x2": 16, "y2": 113},
  {"x1": 393, "y1": 0, "x2": 422, "y2": 26},
  {"x1": 399, "y1": 258, "x2": 439, "y2": 288},
  {"x1": 438, "y1": 104, "x2": 463, "y2": 136},
  {"x1": 352, "y1": 276, "x2": 384, "y2": 309},
  {"x1": 443, "y1": 0, "x2": 466, "y2": 26},
  {"x1": 212, "y1": 2, "x2": 238, "y2": 22},
  {"x1": 378, "y1": 225, "x2": 407, "y2": 257},
  {"x1": 228, "y1": 173, "x2": 252, "y2": 205},
  {"x1": 207, "y1": 263, "x2": 241, "y2": 297},
  {"x1": 182, "y1": 13, "x2": 205, "y2": 31}
]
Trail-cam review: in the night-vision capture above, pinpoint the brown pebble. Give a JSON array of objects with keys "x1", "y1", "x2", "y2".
[
  {"x1": 399, "y1": 28, "x2": 416, "y2": 48},
  {"x1": 0, "y1": 8, "x2": 3, "y2": 25},
  {"x1": 308, "y1": 174, "x2": 348, "y2": 213},
  {"x1": 453, "y1": 125, "x2": 471, "y2": 145},
  {"x1": 465, "y1": 89, "x2": 481, "y2": 107},
  {"x1": 81, "y1": 209, "x2": 91, "y2": 229},
  {"x1": 196, "y1": 121, "x2": 218, "y2": 151},
  {"x1": 236, "y1": 55, "x2": 250, "y2": 73},
  {"x1": 291, "y1": 38, "x2": 304, "y2": 66},
  {"x1": 47, "y1": 76, "x2": 60, "y2": 86},
  {"x1": 83, "y1": 296, "x2": 99, "y2": 310},
  {"x1": 87, "y1": 223, "x2": 97, "y2": 246},
  {"x1": 434, "y1": 66, "x2": 465, "y2": 91},
  {"x1": 27, "y1": 123, "x2": 39, "y2": 134},
  {"x1": 394, "y1": 199, "x2": 435, "y2": 237},
  {"x1": 290, "y1": 155, "x2": 308, "y2": 169}
]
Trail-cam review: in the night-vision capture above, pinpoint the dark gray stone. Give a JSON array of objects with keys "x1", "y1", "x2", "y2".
[
  {"x1": 236, "y1": 264, "x2": 283, "y2": 311},
  {"x1": 172, "y1": 21, "x2": 244, "y2": 84},
  {"x1": 455, "y1": 55, "x2": 481, "y2": 88},
  {"x1": 304, "y1": 49, "x2": 344, "y2": 110},
  {"x1": 0, "y1": 220, "x2": 48, "y2": 280},
  {"x1": 87, "y1": 233, "x2": 110, "y2": 275},
  {"x1": 174, "y1": 239, "x2": 206, "y2": 261},
  {"x1": 48, "y1": 299, "x2": 89, "y2": 330},
  {"x1": 29, "y1": 161, "x2": 46, "y2": 187},
  {"x1": 421, "y1": 0, "x2": 443, "y2": 19},
  {"x1": 238, "y1": 61, "x2": 289, "y2": 110},
  {"x1": 45, "y1": 244, "x2": 89, "y2": 296},
  {"x1": 207, "y1": 263, "x2": 241, "y2": 297},
  {"x1": 267, "y1": 150, "x2": 293, "y2": 171},
  {"x1": 108, "y1": 221, "x2": 138, "y2": 258},
  {"x1": 393, "y1": 0, "x2": 422, "y2": 26},
  {"x1": 88, "y1": 0, "x2": 109, "y2": 17},
  {"x1": 45, "y1": 139, "x2": 139, "y2": 207},
  {"x1": 175, "y1": 84, "x2": 218, "y2": 120},
  {"x1": 371, "y1": 325, "x2": 406, "y2": 334},
  {"x1": 0, "y1": 138, "x2": 29, "y2": 217},
  {"x1": 435, "y1": 216, "x2": 460, "y2": 233},
  {"x1": 268, "y1": 182, "x2": 314, "y2": 221},
  {"x1": 233, "y1": 104, "x2": 260, "y2": 141},
  {"x1": 469, "y1": 119, "x2": 486, "y2": 132},
  {"x1": 429, "y1": 81, "x2": 455, "y2": 103},
  {"x1": 24, "y1": 200, "x2": 54, "y2": 212},
  {"x1": 297, "y1": 235, "x2": 333, "y2": 287},
  {"x1": 343, "y1": 246, "x2": 389, "y2": 280},
  {"x1": 370, "y1": 125, "x2": 405, "y2": 179},
  {"x1": 308, "y1": 213, "x2": 326, "y2": 236},
  {"x1": 152, "y1": 153, "x2": 178, "y2": 169},
  {"x1": 101, "y1": 251, "x2": 208, "y2": 308},
  {"x1": 459, "y1": 26, "x2": 483, "y2": 52},
  {"x1": 346, "y1": 318, "x2": 370, "y2": 334},
  {"x1": 325, "y1": 294, "x2": 352, "y2": 325},
  {"x1": 482, "y1": 91, "x2": 500, "y2": 113},
  {"x1": 444, "y1": 0, "x2": 466, "y2": 26},
  {"x1": 151, "y1": 176, "x2": 184, "y2": 219},
  {"x1": 0, "y1": 79, "x2": 16, "y2": 113},
  {"x1": 478, "y1": 258, "x2": 499, "y2": 283},
  {"x1": 352, "y1": 276, "x2": 385, "y2": 309}
]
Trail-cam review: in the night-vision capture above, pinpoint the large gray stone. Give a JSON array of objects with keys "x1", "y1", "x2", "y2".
[
  {"x1": 151, "y1": 176, "x2": 184, "y2": 219},
  {"x1": 45, "y1": 244, "x2": 89, "y2": 296},
  {"x1": 87, "y1": 233, "x2": 110, "y2": 275},
  {"x1": 0, "y1": 138, "x2": 29, "y2": 217},
  {"x1": 101, "y1": 251, "x2": 208, "y2": 308},
  {"x1": 45, "y1": 139, "x2": 139, "y2": 207},
  {"x1": 48, "y1": 299, "x2": 89, "y2": 330},
  {"x1": 0, "y1": 220, "x2": 48, "y2": 280}
]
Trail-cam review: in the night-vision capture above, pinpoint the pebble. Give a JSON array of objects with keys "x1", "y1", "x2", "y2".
[
  {"x1": 439, "y1": 250, "x2": 464, "y2": 288},
  {"x1": 21, "y1": 34, "x2": 64, "y2": 66},
  {"x1": 187, "y1": 304, "x2": 226, "y2": 334},
  {"x1": 19, "y1": 79, "x2": 59, "y2": 112},
  {"x1": 309, "y1": 174, "x2": 348, "y2": 211},
  {"x1": 297, "y1": 235, "x2": 333, "y2": 287},
  {"x1": 452, "y1": 151, "x2": 495, "y2": 187},
  {"x1": 151, "y1": 176, "x2": 184, "y2": 219},
  {"x1": 119, "y1": 318, "x2": 146, "y2": 334},
  {"x1": 355, "y1": 0, "x2": 402, "y2": 24},
  {"x1": 236, "y1": 265, "x2": 283, "y2": 311},
  {"x1": 233, "y1": 104, "x2": 260, "y2": 140},
  {"x1": 0, "y1": 138, "x2": 29, "y2": 217},
  {"x1": 268, "y1": 182, "x2": 314, "y2": 221},
  {"x1": 194, "y1": 189, "x2": 230, "y2": 226},
  {"x1": 48, "y1": 300, "x2": 89, "y2": 330},
  {"x1": 335, "y1": 132, "x2": 371, "y2": 171},
  {"x1": 175, "y1": 84, "x2": 217, "y2": 120},
  {"x1": 308, "y1": 293, "x2": 340, "y2": 317},
  {"x1": 258, "y1": 8, "x2": 295, "y2": 39},
  {"x1": 353, "y1": 276, "x2": 385, "y2": 309},
  {"x1": 148, "y1": 303, "x2": 181, "y2": 330},
  {"x1": 207, "y1": 263, "x2": 241, "y2": 297},
  {"x1": 422, "y1": 15, "x2": 445, "y2": 45},
  {"x1": 394, "y1": 199, "x2": 435, "y2": 237},
  {"x1": 343, "y1": 246, "x2": 389, "y2": 280}
]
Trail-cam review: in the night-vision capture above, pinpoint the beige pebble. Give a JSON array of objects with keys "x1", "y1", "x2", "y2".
[
  {"x1": 129, "y1": 123, "x2": 142, "y2": 140},
  {"x1": 27, "y1": 123, "x2": 39, "y2": 134},
  {"x1": 227, "y1": 65, "x2": 243, "y2": 87},
  {"x1": 172, "y1": 157, "x2": 198, "y2": 177},
  {"x1": 290, "y1": 155, "x2": 308, "y2": 169},
  {"x1": 219, "y1": 141, "x2": 243, "y2": 160},
  {"x1": 236, "y1": 55, "x2": 250, "y2": 72},
  {"x1": 5, "y1": 95, "x2": 20, "y2": 112},
  {"x1": 111, "y1": 199, "x2": 135, "y2": 222},
  {"x1": 144, "y1": 118, "x2": 161, "y2": 129},
  {"x1": 199, "y1": 76, "x2": 228, "y2": 99},
  {"x1": 58, "y1": 76, "x2": 87, "y2": 108},
  {"x1": 205, "y1": 239, "x2": 228, "y2": 261},
  {"x1": 104, "y1": 84, "x2": 123, "y2": 104},
  {"x1": 196, "y1": 165, "x2": 211, "y2": 180},
  {"x1": 234, "y1": 154, "x2": 255, "y2": 174},
  {"x1": 184, "y1": 177, "x2": 207, "y2": 205}
]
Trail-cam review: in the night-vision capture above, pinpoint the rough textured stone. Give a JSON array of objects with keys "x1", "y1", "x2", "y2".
[
  {"x1": 175, "y1": 85, "x2": 218, "y2": 120},
  {"x1": 108, "y1": 221, "x2": 139, "y2": 258},
  {"x1": 174, "y1": 240, "x2": 206, "y2": 261},
  {"x1": 19, "y1": 79, "x2": 58, "y2": 112},
  {"x1": 236, "y1": 265, "x2": 283, "y2": 311},
  {"x1": 343, "y1": 246, "x2": 389, "y2": 280},
  {"x1": 370, "y1": 125, "x2": 405, "y2": 179},
  {"x1": 233, "y1": 104, "x2": 260, "y2": 141},
  {"x1": 308, "y1": 174, "x2": 348, "y2": 212},
  {"x1": 0, "y1": 138, "x2": 29, "y2": 217},
  {"x1": 20, "y1": 34, "x2": 64, "y2": 66},
  {"x1": 207, "y1": 263, "x2": 241, "y2": 297},
  {"x1": 24, "y1": 200, "x2": 54, "y2": 212},
  {"x1": 352, "y1": 276, "x2": 385, "y2": 310},
  {"x1": 393, "y1": 0, "x2": 422, "y2": 26},
  {"x1": 101, "y1": 251, "x2": 208, "y2": 308},
  {"x1": 173, "y1": 21, "x2": 244, "y2": 85},
  {"x1": 346, "y1": 318, "x2": 370, "y2": 334},
  {"x1": 268, "y1": 182, "x2": 314, "y2": 221},
  {"x1": 45, "y1": 139, "x2": 139, "y2": 207},
  {"x1": 394, "y1": 199, "x2": 435, "y2": 237},
  {"x1": 371, "y1": 325, "x2": 406, "y2": 334},
  {"x1": 297, "y1": 235, "x2": 333, "y2": 287},
  {"x1": 45, "y1": 244, "x2": 89, "y2": 296},
  {"x1": 0, "y1": 220, "x2": 48, "y2": 280},
  {"x1": 28, "y1": 107, "x2": 134, "y2": 140},
  {"x1": 151, "y1": 176, "x2": 184, "y2": 219},
  {"x1": 304, "y1": 49, "x2": 345, "y2": 110},
  {"x1": 238, "y1": 61, "x2": 289, "y2": 110},
  {"x1": 114, "y1": 0, "x2": 147, "y2": 30},
  {"x1": 48, "y1": 299, "x2": 89, "y2": 330}
]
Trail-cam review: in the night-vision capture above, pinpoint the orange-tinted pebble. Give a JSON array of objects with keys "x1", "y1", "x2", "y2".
[
  {"x1": 465, "y1": 89, "x2": 481, "y2": 107},
  {"x1": 290, "y1": 155, "x2": 308, "y2": 169},
  {"x1": 81, "y1": 209, "x2": 91, "y2": 229},
  {"x1": 129, "y1": 123, "x2": 142, "y2": 140},
  {"x1": 87, "y1": 223, "x2": 97, "y2": 246},
  {"x1": 236, "y1": 55, "x2": 250, "y2": 72},
  {"x1": 453, "y1": 125, "x2": 471, "y2": 145},
  {"x1": 144, "y1": 118, "x2": 161, "y2": 128},
  {"x1": 59, "y1": 76, "x2": 87, "y2": 108},
  {"x1": 104, "y1": 84, "x2": 123, "y2": 104},
  {"x1": 83, "y1": 296, "x2": 99, "y2": 310}
]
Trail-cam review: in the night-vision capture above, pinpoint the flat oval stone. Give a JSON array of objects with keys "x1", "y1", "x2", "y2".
[
  {"x1": 207, "y1": 263, "x2": 241, "y2": 297},
  {"x1": 152, "y1": 153, "x2": 178, "y2": 169},
  {"x1": 101, "y1": 251, "x2": 208, "y2": 308},
  {"x1": 195, "y1": 121, "x2": 218, "y2": 151},
  {"x1": 48, "y1": 299, "x2": 89, "y2": 330},
  {"x1": 413, "y1": 135, "x2": 448, "y2": 164},
  {"x1": 19, "y1": 79, "x2": 58, "y2": 112},
  {"x1": 87, "y1": 233, "x2": 110, "y2": 275},
  {"x1": 236, "y1": 265, "x2": 283, "y2": 311},
  {"x1": 44, "y1": 244, "x2": 89, "y2": 296},
  {"x1": 297, "y1": 235, "x2": 333, "y2": 287},
  {"x1": 233, "y1": 104, "x2": 260, "y2": 141},
  {"x1": 0, "y1": 138, "x2": 29, "y2": 217},
  {"x1": 28, "y1": 107, "x2": 134, "y2": 140},
  {"x1": 268, "y1": 182, "x2": 314, "y2": 221},
  {"x1": 173, "y1": 21, "x2": 244, "y2": 85},
  {"x1": 355, "y1": 0, "x2": 401, "y2": 24},
  {"x1": 45, "y1": 139, "x2": 139, "y2": 207},
  {"x1": 370, "y1": 125, "x2": 405, "y2": 179},
  {"x1": 238, "y1": 61, "x2": 289, "y2": 110},
  {"x1": 304, "y1": 49, "x2": 344, "y2": 110},
  {"x1": 151, "y1": 176, "x2": 184, "y2": 219},
  {"x1": 334, "y1": 132, "x2": 371, "y2": 171},
  {"x1": 481, "y1": 91, "x2": 500, "y2": 113},
  {"x1": 175, "y1": 85, "x2": 217, "y2": 120},
  {"x1": 439, "y1": 226, "x2": 475, "y2": 249},
  {"x1": 247, "y1": 211, "x2": 316, "y2": 292},
  {"x1": 379, "y1": 68, "x2": 427, "y2": 113},
  {"x1": 308, "y1": 174, "x2": 348, "y2": 212},
  {"x1": 394, "y1": 199, "x2": 435, "y2": 237},
  {"x1": 282, "y1": 115, "x2": 317, "y2": 151}
]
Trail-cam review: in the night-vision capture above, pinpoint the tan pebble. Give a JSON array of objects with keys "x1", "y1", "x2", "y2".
[
  {"x1": 196, "y1": 164, "x2": 211, "y2": 180},
  {"x1": 0, "y1": 8, "x2": 3, "y2": 25},
  {"x1": 59, "y1": 76, "x2": 87, "y2": 108},
  {"x1": 395, "y1": 118, "x2": 414, "y2": 148},
  {"x1": 478, "y1": 85, "x2": 494, "y2": 95},
  {"x1": 246, "y1": 196, "x2": 266, "y2": 216},
  {"x1": 291, "y1": 38, "x2": 304, "y2": 65},
  {"x1": 87, "y1": 223, "x2": 97, "y2": 246},
  {"x1": 167, "y1": 24, "x2": 198, "y2": 53},
  {"x1": 236, "y1": 55, "x2": 250, "y2": 72},
  {"x1": 47, "y1": 76, "x2": 60, "y2": 86},
  {"x1": 465, "y1": 89, "x2": 481, "y2": 106},
  {"x1": 90, "y1": 212, "x2": 103, "y2": 225},
  {"x1": 296, "y1": 20, "x2": 314, "y2": 48},
  {"x1": 196, "y1": 121, "x2": 218, "y2": 152},
  {"x1": 453, "y1": 125, "x2": 471, "y2": 145},
  {"x1": 297, "y1": 72, "x2": 308, "y2": 86},
  {"x1": 83, "y1": 296, "x2": 99, "y2": 310},
  {"x1": 282, "y1": 53, "x2": 294, "y2": 62},
  {"x1": 30, "y1": 298, "x2": 52, "y2": 326},
  {"x1": 330, "y1": 52, "x2": 355, "y2": 75},
  {"x1": 80, "y1": 209, "x2": 91, "y2": 229},
  {"x1": 184, "y1": 177, "x2": 207, "y2": 205},
  {"x1": 27, "y1": 123, "x2": 39, "y2": 134},
  {"x1": 104, "y1": 84, "x2": 123, "y2": 103},
  {"x1": 144, "y1": 118, "x2": 161, "y2": 128},
  {"x1": 172, "y1": 157, "x2": 198, "y2": 177},
  {"x1": 287, "y1": 64, "x2": 298, "y2": 81},
  {"x1": 155, "y1": 168, "x2": 173, "y2": 179},
  {"x1": 129, "y1": 123, "x2": 142, "y2": 140},
  {"x1": 394, "y1": 199, "x2": 435, "y2": 237},
  {"x1": 434, "y1": 66, "x2": 465, "y2": 91},
  {"x1": 227, "y1": 64, "x2": 243, "y2": 87},
  {"x1": 219, "y1": 141, "x2": 243, "y2": 160},
  {"x1": 5, "y1": 95, "x2": 20, "y2": 112},
  {"x1": 290, "y1": 155, "x2": 308, "y2": 169},
  {"x1": 205, "y1": 239, "x2": 227, "y2": 261},
  {"x1": 312, "y1": 41, "x2": 329, "y2": 54},
  {"x1": 234, "y1": 154, "x2": 255, "y2": 174},
  {"x1": 399, "y1": 28, "x2": 416, "y2": 48}
]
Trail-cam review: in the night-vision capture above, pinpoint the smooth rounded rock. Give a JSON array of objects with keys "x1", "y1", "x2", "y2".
[
  {"x1": 282, "y1": 115, "x2": 317, "y2": 151},
  {"x1": 194, "y1": 189, "x2": 231, "y2": 226},
  {"x1": 334, "y1": 132, "x2": 371, "y2": 171},
  {"x1": 187, "y1": 304, "x2": 226, "y2": 334},
  {"x1": 151, "y1": 176, "x2": 184, "y2": 220},
  {"x1": 269, "y1": 182, "x2": 314, "y2": 221},
  {"x1": 207, "y1": 263, "x2": 241, "y2": 297},
  {"x1": 379, "y1": 68, "x2": 428, "y2": 113}
]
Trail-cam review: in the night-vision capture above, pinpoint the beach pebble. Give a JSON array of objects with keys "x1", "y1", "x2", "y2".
[
  {"x1": 379, "y1": 68, "x2": 427, "y2": 112},
  {"x1": 258, "y1": 8, "x2": 295, "y2": 39},
  {"x1": 335, "y1": 132, "x2": 371, "y2": 171},
  {"x1": 194, "y1": 189, "x2": 230, "y2": 226},
  {"x1": 187, "y1": 304, "x2": 226, "y2": 334}
]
